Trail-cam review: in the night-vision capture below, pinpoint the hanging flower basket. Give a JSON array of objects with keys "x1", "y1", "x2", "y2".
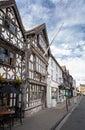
[
  {"x1": 0, "y1": 74, "x2": 3, "y2": 82},
  {"x1": 15, "y1": 77, "x2": 22, "y2": 84}
]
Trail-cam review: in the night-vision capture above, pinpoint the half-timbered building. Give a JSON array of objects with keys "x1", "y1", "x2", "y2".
[
  {"x1": 0, "y1": 0, "x2": 51, "y2": 116},
  {"x1": 0, "y1": 0, "x2": 25, "y2": 109},
  {"x1": 24, "y1": 24, "x2": 50, "y2": 115}
]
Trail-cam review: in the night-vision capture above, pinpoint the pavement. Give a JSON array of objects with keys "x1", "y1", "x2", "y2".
[
  {"x1": 12, "y1": 96, "x2": 82, "y2": 130},
  {"x1": 56, "y1": 95, "x2": 85, "y2": 130}
]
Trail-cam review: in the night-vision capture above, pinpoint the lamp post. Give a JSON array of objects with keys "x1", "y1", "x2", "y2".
[
  {"x1": 65, "y1": 89, "x2": 71, "y2": 112},
  {"x1": 65, "y1": 89, "x2": 69, "y2": 111}
]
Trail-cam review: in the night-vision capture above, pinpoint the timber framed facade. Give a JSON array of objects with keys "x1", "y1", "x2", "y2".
[
  {"x1": 0, "y1": 0, "x2": 50, "y2": 115},
  {"x1": 0, "y1": 0, "x2": 25, "y2": 109},
  {"x1": 24, "y1": 24, "x2": 50, "y2": 114}
]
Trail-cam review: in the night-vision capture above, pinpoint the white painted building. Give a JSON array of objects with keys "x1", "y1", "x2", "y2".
[{"x1": 47, "y1": 54, "x2": 63, "y2": 108}]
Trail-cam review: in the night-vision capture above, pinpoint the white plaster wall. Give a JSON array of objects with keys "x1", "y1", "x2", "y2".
[{"x1": 47, "y1": 56, "x2": 63, "y2": 108}]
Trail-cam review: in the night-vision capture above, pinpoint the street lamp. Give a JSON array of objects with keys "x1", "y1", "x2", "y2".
[{"x1": 65, "y1": 89, "x2": 71, "y2": 111}]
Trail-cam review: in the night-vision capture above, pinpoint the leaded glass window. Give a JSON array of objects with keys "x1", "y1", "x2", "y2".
[
  {"x1": 4, "y1": 15, "x2": 16, "y2": 35},
  {"x1": 0, "y1": 46, "x2": 15, "y2": 66}
]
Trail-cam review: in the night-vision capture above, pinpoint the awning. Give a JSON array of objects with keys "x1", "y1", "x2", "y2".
[{"x1": 0, "y1": 85, "x2": 22, "y2": 94}]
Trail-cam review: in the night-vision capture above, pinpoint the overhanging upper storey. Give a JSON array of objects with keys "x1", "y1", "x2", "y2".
[{"x1": 0, "y1": 0, "x2": 25, "y2": 52}]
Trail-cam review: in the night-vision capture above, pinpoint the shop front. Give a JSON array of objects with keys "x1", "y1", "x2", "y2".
[
  {"x1": 47, "y1": 80, "x2": 59, "y2": 108},
  {"x1": 58, "y1": 84, "x2": 65, "y2": 103},
  {"x1": 51, "y1": 87, "x2": 57, "y2": 107}
]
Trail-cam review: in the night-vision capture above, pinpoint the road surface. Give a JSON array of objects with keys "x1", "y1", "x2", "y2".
[{"x1": 56, "y1": 96, "x2": 85, "y2": 130}]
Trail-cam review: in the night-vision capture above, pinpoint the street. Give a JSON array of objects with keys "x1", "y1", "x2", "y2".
[
  {"x1": 10, "y1": 96, "x2": 81, "y2": 130},
  {"x1": 56, "y1": 96, "x2": 85, "y2": 130}
]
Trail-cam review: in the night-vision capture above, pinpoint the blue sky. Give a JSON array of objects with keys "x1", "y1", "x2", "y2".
[{"x1": 15, "y1": 0, "x2": 85, "y2": 86}]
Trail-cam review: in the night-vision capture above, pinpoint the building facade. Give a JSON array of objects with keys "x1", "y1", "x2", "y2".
[
  {"x1": 0, "y1": 0, "x2": 50, "y2": 116},
  {"x1": 0, "y1": 0, "x2": 75, "y2": 116},
  {"x1": 24, "y1": 24, "x2": 50, "y2": 115},
  {"x1": 47, "y1": 54, "x2": 63, "y2": 108},
  {"x1": 0, "y1": 0, "x2": 25, "y2": 108},
  {"x1": 78, "y1": 84, "x2": 85, "y2": 95},
  {"x1": 62, "y1": 66, "x2": 74, "y2": 97}
]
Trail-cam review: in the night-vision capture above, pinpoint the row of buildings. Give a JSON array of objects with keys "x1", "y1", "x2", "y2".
[{"x1": 0, "y1": 0, "x2": 76, "y2": 116}]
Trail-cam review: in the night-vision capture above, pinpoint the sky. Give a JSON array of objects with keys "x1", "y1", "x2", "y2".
[{"x1": 15, "y1": 0, "x2": 85, "y2": 86}]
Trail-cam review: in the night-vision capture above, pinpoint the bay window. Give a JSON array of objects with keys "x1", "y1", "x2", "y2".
[{"x1": 0, "y1": 46, "x2": 15, "y2": 67}]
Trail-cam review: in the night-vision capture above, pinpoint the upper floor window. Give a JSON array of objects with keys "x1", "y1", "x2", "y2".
[
  {"x1": 35, "y1": 56, "x2": 46, "y2": 75},
  {"x1": 0, "y1": 47, "x2": 4, "y2": 52},
  {"x1": 10, "y1": 52, "x2": 14, "y2": 58},
  {"x1": 0, "y1": 47, "x2": 5, "y2": 62},
  {"x1": 9, "y1": 52, "x2": 15, "y2": 66},
  {"x1": 0, "y1": 54, "x2": 5, "y2": 62},
  {"x1": 0, "y1": 46, "x2": 15, "y2": 67},
  {"x1": 9, "y1": 22, "x2": 16, "y2": 34},
  {"x1": 4, "y1": 15, "x2": 16, "y2": 35},
  {"x1": 39, "y1": 34, "x2": 47, "y2": 51}
]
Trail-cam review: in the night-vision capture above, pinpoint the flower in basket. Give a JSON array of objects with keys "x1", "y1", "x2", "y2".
[
  {"x1": 15, "y1": 77, "x2": 22, "y2": 84},
  {"x1": 0, "y1": 74, "x2": 3, "y2": 82}
]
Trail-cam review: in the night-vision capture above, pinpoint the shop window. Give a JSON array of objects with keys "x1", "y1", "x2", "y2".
[{"x1": 27, "y1": 85, "x2": 42, "y2": 107}]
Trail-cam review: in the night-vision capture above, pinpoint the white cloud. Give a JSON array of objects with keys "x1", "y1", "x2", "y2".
[
  {"x1": 50, "y1": 0, "x2": 68, "y2": 4},
  {"x1": 16, "y1": 1, "x2": 51, "y2": 30},
  {"x1": 51, "y1": 45, "x2": 71, "y2": 56},
  {"x1": 49, "y1": 0, "x2": 85, "y2": 33}
]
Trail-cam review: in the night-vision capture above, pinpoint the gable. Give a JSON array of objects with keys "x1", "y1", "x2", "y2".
[
  {"x1": 25, "y1": 23, "x2": 50, "y2": 55},
  {"x1": 0, "y1": 0, "x2": 25, "y2": 50},
  {"x1": 38, "y1": 30, "x2": 48, "y2": 52},
  {"x1": 0, "y1": 0, "x2": 24, "y2": 32}
]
